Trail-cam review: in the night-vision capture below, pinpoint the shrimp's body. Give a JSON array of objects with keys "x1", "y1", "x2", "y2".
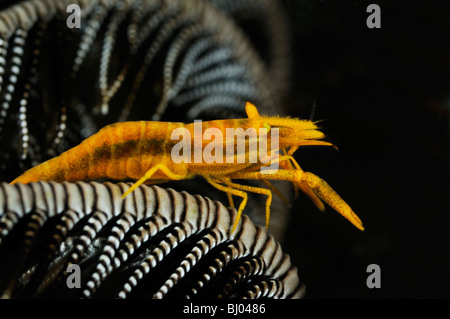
[{"x1": 11, "y1": 102, "x2": 363, "y2": 232}]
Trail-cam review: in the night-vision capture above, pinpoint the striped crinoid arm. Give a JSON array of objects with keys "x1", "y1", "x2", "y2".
[
  {"x1": 208, "y1": 0, "x2": 292, "y2": 104},
  {"x1": 0, "y1": 181, "x2": 304, "y2": 299}
]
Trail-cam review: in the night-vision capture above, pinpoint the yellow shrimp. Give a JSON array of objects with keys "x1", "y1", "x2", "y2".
[{"x1": 11, "y1": 102, "x2": 363, "y2": 233}]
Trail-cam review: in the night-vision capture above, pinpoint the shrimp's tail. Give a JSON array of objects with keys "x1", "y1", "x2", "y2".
[
  {"x1": 10, "y1": 138, "x2": 94, "y2": 184},
  {"x1": 10, "y1": 157, "x2": 67, "y2": 184}
]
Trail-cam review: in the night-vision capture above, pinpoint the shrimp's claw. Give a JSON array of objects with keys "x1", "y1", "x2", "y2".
[
  {"x1": 302, "y1": 172, "x2": 364, "y2": 231},
  {"x1": 296, "y1": 181, "x2": 326, "y2": 212}
]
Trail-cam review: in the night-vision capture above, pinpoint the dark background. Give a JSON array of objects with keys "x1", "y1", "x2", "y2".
[{"x1": 280, "y1": 0, "x2": 450, "y2": 298}]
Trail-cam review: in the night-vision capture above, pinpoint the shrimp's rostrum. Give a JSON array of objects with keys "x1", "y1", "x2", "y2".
[{"x1": 11, "y1": 102, "x2": 364, "y2": 233}]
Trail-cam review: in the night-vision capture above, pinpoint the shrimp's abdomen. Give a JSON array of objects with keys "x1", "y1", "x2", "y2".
[{"x1": 11, "y1": 121, "x2": 185, "y2": 184}]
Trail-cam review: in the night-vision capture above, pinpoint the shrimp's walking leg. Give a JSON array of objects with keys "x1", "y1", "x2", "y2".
[
  {"x1": 261, "y1": 179, "x2": 290, "y2": 207},
  {"x1": 216, "y1": 179, "x2": 236, "y2": 209},
  {"x1": 206, "y1": 177, "x2": 236, "y2": 208},
  {"x1": 226, "y1": 190, "x2": 235, "y2": 209},
  {"x1": 204, "y1": 176, "x2": 248, "y2": 234},
  {"x1": 218, "y1": 178, "x2": 273, "y2": 231},
  {"x1": 122, "y1": 164, "x2": 188, "y2": 198}
]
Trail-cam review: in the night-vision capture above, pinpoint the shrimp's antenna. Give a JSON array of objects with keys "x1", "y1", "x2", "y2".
[
  {"x1": 309, "y1": 89, "x2": 320, "y2": 121},
  {"x1": 309, "y1": 98, "x2": 317, "y2": 121}
]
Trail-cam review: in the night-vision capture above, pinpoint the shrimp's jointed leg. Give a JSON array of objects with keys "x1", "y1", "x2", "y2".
[
  {"x1": 122, "y1": 164, "x2": 190, "y2": 198},
  {"x1": 261, "y1": 179, "x2": 290, "y2": 207},
  {"x1": 205, "y1": 176, "x2": 248, "y2": 234},
  {"x1": 226, "y1": 190, "x2": 235, "y2": 209},
  {"x1": 218, "y1": 178, "x2": 273, "y2": 231}
]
